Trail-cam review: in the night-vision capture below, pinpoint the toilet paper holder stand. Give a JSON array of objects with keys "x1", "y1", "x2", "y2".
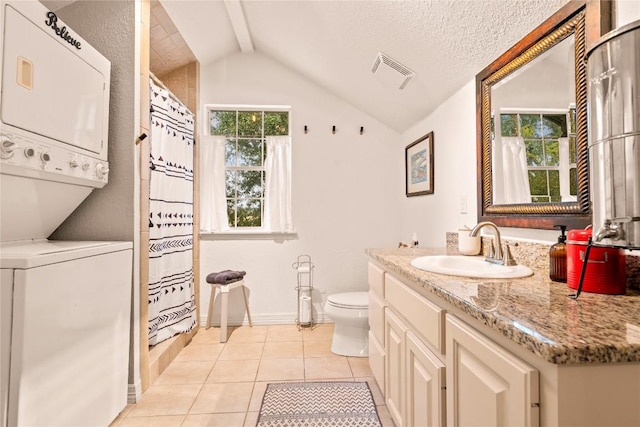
[{"x1": 292, "y1": 254, "x2": 315, "y2": 329}]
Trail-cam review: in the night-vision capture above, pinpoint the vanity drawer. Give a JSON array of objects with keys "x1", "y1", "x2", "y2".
[
  {"x1": 368, "y1": 262, "x2": 385, "y2": 296},
  {"x1": 369, "y1": 290, "x2": 387, "y2": 344},
  {"x1": 385, "y1": 273, "x2": 445, "y2": 354}
]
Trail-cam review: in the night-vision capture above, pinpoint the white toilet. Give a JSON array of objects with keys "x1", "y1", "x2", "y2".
[{"x1": 324, "y1": 291, "x2": 369, "y2": 357}]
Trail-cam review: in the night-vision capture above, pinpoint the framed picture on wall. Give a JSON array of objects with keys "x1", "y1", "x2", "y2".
[{"x1": 405, "y1": 132, "x2": 434, "y2": 197}]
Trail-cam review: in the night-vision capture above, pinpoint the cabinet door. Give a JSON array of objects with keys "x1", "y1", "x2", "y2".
[
  {"x1": 369, "y1": 330, "x2": 385, "y2": 391},
  {"x1": 446, "y1": 315, "x2": 539, "y2": 427},
  {"x1": 406, "y1": 331, "x2": 446, "y2": 427},
  {"x1": 385, "y1": 308, "x2": 407, "y2": 427}
]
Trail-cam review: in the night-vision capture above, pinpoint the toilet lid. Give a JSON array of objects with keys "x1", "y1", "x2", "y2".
[{"x1": 327, "y1": 292, "x2": 368, "y2": 309}]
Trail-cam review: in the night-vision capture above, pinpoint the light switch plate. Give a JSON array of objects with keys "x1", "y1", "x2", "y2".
[{"x1": 460, "y1": 195, "x2": 468, "y2": 214}]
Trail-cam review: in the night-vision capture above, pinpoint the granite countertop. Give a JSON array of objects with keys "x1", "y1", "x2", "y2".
[{"x1": 366, "y1": 247, "x2": 640, "y2": 365}]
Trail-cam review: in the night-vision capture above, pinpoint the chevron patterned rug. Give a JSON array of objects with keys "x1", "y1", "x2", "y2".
[{"x1": 256, "y1": 381, "x2": 381, "y2": 427}]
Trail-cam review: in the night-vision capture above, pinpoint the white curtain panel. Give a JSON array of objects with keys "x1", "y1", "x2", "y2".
[
  {"x1": 264, "y1": 135, "x2": 293, "y2": 232},
  {"x1": 493, "y1": 136, "x2": 531, "y2": 204},
  {"x1": 200, "y1": 135, "x2": 230, "y2": 232},
  {"x1": 148, "y1": 80, "x2": 196, "y2": 345},
  {"x1": 558, "y1": 137, "x2": 576, "y2": 202}
]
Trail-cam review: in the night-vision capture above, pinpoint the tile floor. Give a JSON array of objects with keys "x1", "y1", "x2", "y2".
[{"x1": 110, "y1": 323, "x2": 394, "y2": 426}]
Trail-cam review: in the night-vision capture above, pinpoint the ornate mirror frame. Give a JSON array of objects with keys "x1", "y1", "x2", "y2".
[{"x1": 476, "y1": 0, "x2": 612, "y2": 229}]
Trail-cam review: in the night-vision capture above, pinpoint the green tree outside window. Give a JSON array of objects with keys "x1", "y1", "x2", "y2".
[
  {"x1": 500, "y1": 112, "x2": 575, "y2": 203},
  {"x1": 209, "y1": 109, "x2": 289, "y2": 227}
]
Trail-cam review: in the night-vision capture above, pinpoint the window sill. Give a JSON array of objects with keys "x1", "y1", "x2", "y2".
[{"x1": 200, "y1": 230, "x2": 298, "y2": 241}]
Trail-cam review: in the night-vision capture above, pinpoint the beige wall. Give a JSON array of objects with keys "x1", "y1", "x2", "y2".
[{"x1": 158, "y1": 63, "x2": 199, "y2": 115}]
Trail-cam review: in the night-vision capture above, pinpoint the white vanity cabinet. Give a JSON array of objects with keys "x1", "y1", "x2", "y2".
[
  {"x1": 370, "y1": 264, "x2": 447, "y2": 427},
  {"x1": 368, "y1": 251, "x2": 640, "y2": 427},
  {"x1": 446, "y1": 314, "x2": 539, "y2": 427},
  {"x1": 406, "y1": 330, "x2": 446, "y2": 427},
  {"x1": 385, "y1": 308, "x2": 408, "y2": 426},
  {"x1": 368, "y1": 262, "x2": 386, "y2": 392},
  {"x1": 369, "y1": 261, "x2": 537, "y2": 427},
  {"x1": 368, "y1": 290, "x2": 386, "y2": 390},
  {"x1": 385, "y1": 310, "x2": 447, "y2": 427}
]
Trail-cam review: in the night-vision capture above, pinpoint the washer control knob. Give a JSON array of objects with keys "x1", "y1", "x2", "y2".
[
  {"x1": 24, "y1": 147, "x2": 35, "y2": 158},
  {"x1": 1, "y1": 139, "x2": 17, "y2": 157},
  {"x1": 96, "y1": 163, "x2": 109, "y2": 179},
  {"x1": 82, "y1": 161, "x2": 91, "y2": 171},
  {"x1": 70, "y1": 159, "x2": 79, "y2": 168},
  {"x1": 40, "y1": 152, "x2": 51, "y2": 163}
]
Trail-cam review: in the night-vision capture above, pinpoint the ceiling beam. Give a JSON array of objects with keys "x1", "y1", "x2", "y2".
[{"x1": 223, "y1": 0, "x2": 254, "y2": 53}]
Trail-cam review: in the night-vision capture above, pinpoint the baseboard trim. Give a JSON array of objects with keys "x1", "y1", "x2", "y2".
[
  {"x1": 200, "y1": 312, "x2": 330, "y2": 327},
  {"x1": 128, "y1": 381, "x2": 142, "y2": 403}
]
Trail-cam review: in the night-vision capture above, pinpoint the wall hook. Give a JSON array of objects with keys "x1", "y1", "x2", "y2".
[
  {"x1": 332, "y1": 125, "x2": 336, "y2": 134},
  {"x1": 135, "y1": 133, "x2": 148, "y2": 145},
  {"x1": 304, "y1": 125, "x2": 308, "y2": 134},
  {"x1": 360, "y1": 126, "x2": 364, "y2": 135}
]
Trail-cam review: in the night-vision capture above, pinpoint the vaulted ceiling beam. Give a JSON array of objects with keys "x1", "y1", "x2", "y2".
[{"x1": 223, "y1": 0, "x2": 254, "y2": 53}]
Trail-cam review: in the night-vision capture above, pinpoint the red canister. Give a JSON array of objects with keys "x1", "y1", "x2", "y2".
[{"x1": 566, "y1": 227, "x2": 627, "y2": 294}]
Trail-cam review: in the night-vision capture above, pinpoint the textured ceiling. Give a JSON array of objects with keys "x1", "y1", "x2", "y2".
[
  {"x1": 162, "y1": 0, "x2": 568, "y2": 132},
  {"x1": 43, "y1": 0, "x2": 570, "y2": 132}
]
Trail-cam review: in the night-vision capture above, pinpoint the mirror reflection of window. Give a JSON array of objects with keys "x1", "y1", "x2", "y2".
[
  {"x1": 497, "y1": 111, "x2": 577, "y2": 203},
  {"x1": 489, "y1": 34, "x2": 577, "y2": 206}
]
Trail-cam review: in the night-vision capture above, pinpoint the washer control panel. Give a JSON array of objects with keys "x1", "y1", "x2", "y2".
[{"x1": 0, "y1": 131, "x2": 109, "y2": 187}]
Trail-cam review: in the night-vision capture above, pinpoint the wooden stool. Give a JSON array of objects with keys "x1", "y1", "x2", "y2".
[{"x1": 206, "y1": 279, "x2": 253, "y2": 342}]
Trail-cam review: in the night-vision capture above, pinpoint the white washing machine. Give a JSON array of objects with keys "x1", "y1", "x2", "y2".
[{"x1": 0, "y1": 240, "x2": 132, "y2": 427}]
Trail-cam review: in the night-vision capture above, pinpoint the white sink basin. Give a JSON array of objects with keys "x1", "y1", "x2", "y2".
[{"x1": 410, "y1": 255, "x2": 533, "y2": 279}]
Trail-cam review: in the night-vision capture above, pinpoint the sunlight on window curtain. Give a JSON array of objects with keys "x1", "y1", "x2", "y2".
[
  {"x1": 492, "y1": 136, "x2": 531, "y2": 204},
  {"x1": 558, "y1": 137, "x2": 575, "y2": 202},
  {"x1": 264, "y1": 135, "x2": 293, "y2": 232},
  {"x1": 200, "y1": 135, "x2": 230, "y2": 232}
]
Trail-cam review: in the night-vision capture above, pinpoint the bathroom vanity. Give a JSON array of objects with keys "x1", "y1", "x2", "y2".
[{"x1": 367, "y1": 247, "x2": 640, "y2": 427}]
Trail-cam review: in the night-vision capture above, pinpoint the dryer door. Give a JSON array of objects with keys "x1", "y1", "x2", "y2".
[{"x1": 1, "y1": 3, "x2": 108, "y2": 156}]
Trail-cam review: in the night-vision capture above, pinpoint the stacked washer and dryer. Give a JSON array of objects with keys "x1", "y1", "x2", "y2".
[{"x1": 0, "y1": 2, "x2": 132, "y2": 426}]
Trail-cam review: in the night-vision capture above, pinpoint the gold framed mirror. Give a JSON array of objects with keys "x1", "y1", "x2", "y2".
[{"x1": 476, "y1": 0, "x2": 611, "y2": 229}]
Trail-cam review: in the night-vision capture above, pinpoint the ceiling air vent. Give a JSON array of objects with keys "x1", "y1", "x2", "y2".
[{"x1": 371, "y1": 52, "x2": 416, "y2": 90}]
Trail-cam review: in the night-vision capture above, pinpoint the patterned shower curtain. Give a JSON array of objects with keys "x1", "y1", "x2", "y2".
[{"x1": 148, "y1": 80, "x2": 196, "y2": 345}]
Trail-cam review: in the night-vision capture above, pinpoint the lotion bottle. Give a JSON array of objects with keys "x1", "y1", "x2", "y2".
[{"x1": 549, "y1": 225, "x2": 567, "y2": 282}]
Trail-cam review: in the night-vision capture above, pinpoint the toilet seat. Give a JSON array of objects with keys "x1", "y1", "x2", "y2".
[{"x1": 327, "y1": 292, "x2": 368, "y2": 309}]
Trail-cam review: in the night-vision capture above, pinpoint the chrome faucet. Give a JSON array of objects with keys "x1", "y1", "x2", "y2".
[
  {"x1": 594, "y1": 219, "x2": 625, "y2": 242},
  {"x1": 469, "y1": 221, "x2": 517, "y2": 266}
]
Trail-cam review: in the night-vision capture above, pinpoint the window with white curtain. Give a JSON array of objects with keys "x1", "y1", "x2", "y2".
[
  {"x1": 200, "y1": 106, "x2": 293, "y2": 233},
  {"x1": 497, "y1": 109, "x2": 577, "y2": 203}
]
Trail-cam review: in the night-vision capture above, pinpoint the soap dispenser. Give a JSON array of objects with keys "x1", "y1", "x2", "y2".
[{"x1": 549, "y1": 225, "x2": 567, "y2": 283}]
